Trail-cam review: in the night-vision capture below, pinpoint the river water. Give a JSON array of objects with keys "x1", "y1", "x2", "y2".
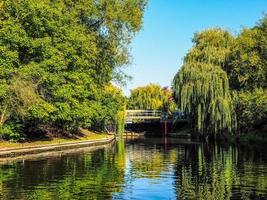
[{"x1": 0, "y1": 137, "x2": 267, "y2": 200}]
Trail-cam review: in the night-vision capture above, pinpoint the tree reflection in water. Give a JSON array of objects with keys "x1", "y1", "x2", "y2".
[
  {"x1": 0, "y1": 141, "x2": 126, "y2": 200},
  {"x1": 0, "y1": 138, "x2": 266, "y2": 200}
]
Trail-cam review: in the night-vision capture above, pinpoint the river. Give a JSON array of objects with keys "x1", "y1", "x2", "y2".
[{"x1": 0, "y1": 137, "x2": 267, "y2": 199}]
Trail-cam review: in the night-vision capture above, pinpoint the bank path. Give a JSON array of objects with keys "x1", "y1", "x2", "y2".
[{"x1": 0, "y1": 135, "x2": 115, "y2": 160}]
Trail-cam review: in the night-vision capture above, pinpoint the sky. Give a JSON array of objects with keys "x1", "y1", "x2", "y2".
[{"x1": 123, "y1": 0, "x2": 267, "y2": 96}]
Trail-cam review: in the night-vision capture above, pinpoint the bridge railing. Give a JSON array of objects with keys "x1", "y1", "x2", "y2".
[
  {"x1": 125, "y1": 110, "x2": 163, "y2": 123},
  {"x1": 125, "y1": 110, "x2": 186, "y2": 124},
  {"x1": 126, "y1": 110, "x2": 162, "y2": 117}
]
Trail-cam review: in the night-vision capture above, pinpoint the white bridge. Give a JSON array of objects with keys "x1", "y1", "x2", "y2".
[{"x1": 125, "y1": 110, "x2": 167, "y2": 124}]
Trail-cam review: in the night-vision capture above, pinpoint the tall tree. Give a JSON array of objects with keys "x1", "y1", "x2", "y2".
[
  {"x1": 226, "y1": 28, "x2": 266, "y2": 90},
  {"x1": 224, "y1": 16, "x2": 267, "y2": 135},
  {"x1": 0, "y1": 0, "x2": 147, "y2": 139},
  {"x1": 173, "y1": 29, "x2": 236, "y2": 136},
  {"x1": 128, "y1": 84, "x2": 176, "y2": 112}
]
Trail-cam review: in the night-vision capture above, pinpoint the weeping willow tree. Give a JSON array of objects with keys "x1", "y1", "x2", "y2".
[
  {"x1": 127, "y1": 84, "x2": 176, "y2": 112},
  {"x1": 173, "y1": 29, "x2": 236, "y2": 136}
]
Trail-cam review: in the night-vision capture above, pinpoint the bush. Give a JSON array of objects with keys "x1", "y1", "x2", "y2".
[
  {"x1": 233, "y1": 88, "x2": 267, "y2": 133},
  {"x1": 0, "y1": 125, "x2": 24, "y2": 142}
]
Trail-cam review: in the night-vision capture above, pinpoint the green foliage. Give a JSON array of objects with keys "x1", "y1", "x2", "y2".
[
  {"x1": 128, "y1": 83, "x2": 176, "y2": 112},
  {"x1": 90, "y1": 84, "x2": 126, "y2": 134},
  {"x1": 227, "y1": 28, "x2": 266, "y2": 90},
  {"x1": 225, "y1": 16, "x2": 267, "y2": 136},
  {"x1": 174, "y1": 16, "x2": 267, "y2": 137},
  {"x1": 173, "y1": 29, "x2": 236, "y2": 135},
  {"x1": 0, "y1": 0, "x2": 146, "y2": 139},
  {"x1": 187, "y1": 29, "x2": 234, "y2": 66},
  {"x1": 116, "y1": 110, "x2": 126, "y2": 136},
  {"x1": 233, "y1": 88, "x2": 267, "y2": 133},
  {"x1": 0, "y1": 77, "x2": 47, "y2": 138},
  {"x1": 0, "y1": 124, "x2": 23, "y2": 141}
]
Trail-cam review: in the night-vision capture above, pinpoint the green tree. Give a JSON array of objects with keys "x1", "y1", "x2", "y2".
[
  {"x1": 0, "y1": 0, "x2": 146, "y2": 139},
  {"x1": 227, "y1": 28, "x2": 266, "y2": 90},
  {"x1": 225, "y1": 16, "x2": 267, "y2": 135},
  {"x1": 232, "y1": 88, "x2": 267, "y2": 133},
  {"x1": 173, "y1": 29, "x2": 236, "y2": 136},
  {"x1": 127, "y1": 83, "x2": 176, "y2": 112},
  {"x1": 90, "y1": 84, "x2": 126, "y2": 135}
]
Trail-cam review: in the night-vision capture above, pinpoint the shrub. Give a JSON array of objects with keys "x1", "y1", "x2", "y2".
[
  {"x1": 233, "y1": 88, "x2": 267, "y2": 133},
  {"x1": 0, "y1": 124, "x2": 24, "y2": 141}
]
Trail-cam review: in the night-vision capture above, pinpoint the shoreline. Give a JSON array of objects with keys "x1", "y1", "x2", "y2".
[{"x1": 0, "y1": 135, "x2": 115, "y2": 160}]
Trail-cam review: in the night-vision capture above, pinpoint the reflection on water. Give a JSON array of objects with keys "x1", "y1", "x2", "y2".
[{"x1": 0, "y1": 137, "x2": 267, "y2": 200}]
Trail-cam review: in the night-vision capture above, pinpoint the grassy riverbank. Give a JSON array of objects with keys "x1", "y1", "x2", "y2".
[{"x1": 0, "y1": 129, "x2": 112, "y2": 150}]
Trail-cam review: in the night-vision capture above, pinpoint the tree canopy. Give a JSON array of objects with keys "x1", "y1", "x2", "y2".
[
  {"x1": 226, "y1": 21, "x2": 267, "y2": 90},
  {"x1": 173, "y1": 16, "x2": 267, "y2": 137},
  {"x1": 0, "y1": 0, "x2": 147, "y2": 140},
  {"x1": 173, "y1": 29, "x2": 236, "y2": 135},
  {"x1": 127, "y1": 84, "x2": 176, "y2": 112}
]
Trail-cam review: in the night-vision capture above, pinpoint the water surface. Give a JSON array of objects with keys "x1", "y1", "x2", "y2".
[{"x1": 0, "y1": 137, "x2": 266, "y2": 199}]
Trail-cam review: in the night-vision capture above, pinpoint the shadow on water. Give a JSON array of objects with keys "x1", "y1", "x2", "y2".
[{"x1": 0, "y1": 137, "x2": 267, "y2": 199}]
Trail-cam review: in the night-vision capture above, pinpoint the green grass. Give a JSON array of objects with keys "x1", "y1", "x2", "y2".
[{"x1": 0, "y1": 129, "x2": 112, "y2": 149}]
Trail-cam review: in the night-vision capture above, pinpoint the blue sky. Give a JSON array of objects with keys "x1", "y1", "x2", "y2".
[{"x1": 123, "y1": 0, "x2": 267, "y2": 95}]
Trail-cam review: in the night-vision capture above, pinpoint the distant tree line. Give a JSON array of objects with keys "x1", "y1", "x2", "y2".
[
  {"x1": 173, "y1": 16, "x2": 267, "y2": 140},
  {"x1": 127, "y1": 83, "x2": 176, "y2": 113},
  {"x1": 0, "y1": 0, "x2": 147, "y2": 140}
]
